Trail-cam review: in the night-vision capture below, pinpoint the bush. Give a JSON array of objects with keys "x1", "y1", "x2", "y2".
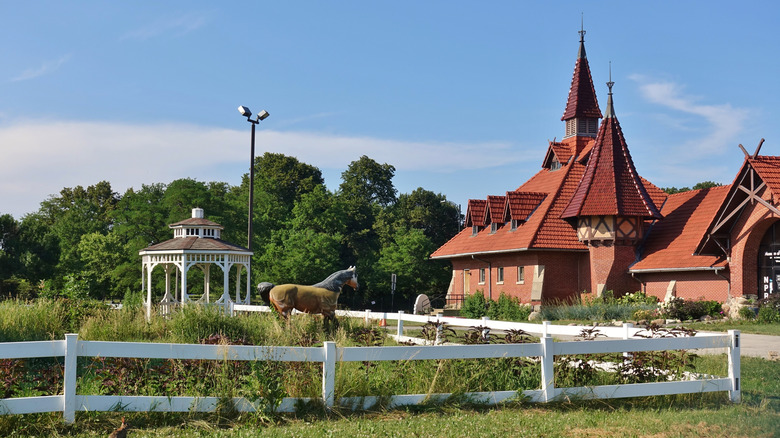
[
  {"x1": 487, "y1": 293, "x2": 532, "y2": 322},
  {"x1": 661, "y1": 297, "x2": 721, "y2": 321},
  {"x1": 616, "y1": 291, "x2": 658, "y2": 306},
  {"x1": 757, "y1": 295, "x2": 780, "y2": 323},
  {"x1": 738, "y1": 306, "x2": 756, "y2": 320},
  {"x1": 461, "y1": 291, "x2": 489, "y2": 319}
]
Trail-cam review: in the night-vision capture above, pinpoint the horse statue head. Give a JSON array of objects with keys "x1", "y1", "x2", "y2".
[{"x1": 312, "y1": 266, "x2": 358, "y2": 292}]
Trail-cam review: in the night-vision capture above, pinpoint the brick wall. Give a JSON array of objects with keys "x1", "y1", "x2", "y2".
[
  {"x1": 449, "y1": 251, "x2": 588, "y2": 304},
  {"x1": 728, "y1": 187, "x2": 780, "y2": 298},
  {"x1": 641, "y1": 271, "x2": 730, "y2": 302},
  {"x1": 588, "y1": 244, "x2": 641, "y2": 296}
]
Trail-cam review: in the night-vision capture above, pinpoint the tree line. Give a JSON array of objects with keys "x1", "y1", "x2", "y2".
[{"x1": 0, "y1": 153, "x2": 462, "y2": 311}]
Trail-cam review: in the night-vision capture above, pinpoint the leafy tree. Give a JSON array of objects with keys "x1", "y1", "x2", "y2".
[
  {"x1": 78, "y1": 232, "x2": 126, "y2": 300},
  {"x1": 692, "y1": 181, "x2": 722, "y2": 190},
  {"x1": 0, "y1": 213, "x2": 21, "y2": 281},
  {"x1": 338, "y1": 155, "x2": 397, "y2": 207},
  {"x1": 379, "y1": 188, "x2": 461, "y2": 248},
  {"x1": 662, "y1": 181, "x2": 722, "y2": 194},
  {"x1": 336, "y1": 156, "x2": 397, "y2": 293},
  {"x1": 16, "y1": 213, "x2": 60, "y2": 284},
  {"x1": 374, "y1": 227, "x2": 443, "y2": 309},
  {"x1": 255, "y1": 186, "x2": 346, "y2": 286}
]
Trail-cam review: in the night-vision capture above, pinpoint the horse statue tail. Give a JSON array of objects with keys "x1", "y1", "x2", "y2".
[{"x1": 257, "y1": 282, "x2": 275, "y2": 305}]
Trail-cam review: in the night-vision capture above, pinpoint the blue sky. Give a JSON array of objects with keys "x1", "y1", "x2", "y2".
[{"x1": 2, "y1": 1, "x2": 779, "y2": 219}]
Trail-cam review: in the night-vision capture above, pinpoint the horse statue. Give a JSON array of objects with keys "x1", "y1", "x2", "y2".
[{"x1": 257, "y1": 267, "x2": 358, "y2": 324}]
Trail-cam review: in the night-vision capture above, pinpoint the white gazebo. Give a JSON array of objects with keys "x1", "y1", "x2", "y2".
[{"x1": 139, "y1": 208, "x2": 253, "y2": 319}]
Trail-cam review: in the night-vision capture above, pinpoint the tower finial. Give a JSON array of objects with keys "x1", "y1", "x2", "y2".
[
  {"x1": 577, "y1": 15, "x2": 587, "y2": 59},
  {"x1": 605, "y1": 61, "x2": 615, "y2": 118}
]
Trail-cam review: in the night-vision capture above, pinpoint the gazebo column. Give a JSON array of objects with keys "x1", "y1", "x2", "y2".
[
  {"x1": 161, "y1": 264, "x2": 176, "y2": 303},
  {"x1": 235, "y1": 265, "x2": 242, "y2": 303},
  {"x1": 202, "y1": 264, "x2": 211, "y2": 302},
  {"x1": 181, "y1": 253, "x2": 189, "y2": 303},
  {"x1": 244, "y1": 262, "x2": 251, "y2": 304},
  {"x1": 145, "y1": 262, "x2": 154, "y2": 321}
]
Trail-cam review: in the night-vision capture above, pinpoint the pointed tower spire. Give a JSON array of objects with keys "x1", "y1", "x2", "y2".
[
  {"x1": 577, "y1": 15, "x2": 587, "y2": 59},
  {"x1": 562, "y1": 78, "x2": 662, "y2": 224},
  {"x1": 562, "y1": 24, "x2": 602, "y2": 139}
]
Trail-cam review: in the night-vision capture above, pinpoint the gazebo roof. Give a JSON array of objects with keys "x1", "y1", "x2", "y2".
[{"x1": 140, "y1": 236, "x2": 249, "y2": 253}]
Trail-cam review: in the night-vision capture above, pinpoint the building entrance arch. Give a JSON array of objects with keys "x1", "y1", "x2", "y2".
[{"x1": 757, "y1": 220, "x2": 780, "y2": 299}]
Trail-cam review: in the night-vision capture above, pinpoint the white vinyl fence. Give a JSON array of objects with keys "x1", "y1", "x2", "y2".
[{"x1": 1, "y1": 325, "x2": 740, "y2": 424}]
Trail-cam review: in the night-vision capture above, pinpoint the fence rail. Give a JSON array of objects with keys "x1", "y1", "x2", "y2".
[{"x1": 1, "y1": 325, "x2": 741, "y2": 424}]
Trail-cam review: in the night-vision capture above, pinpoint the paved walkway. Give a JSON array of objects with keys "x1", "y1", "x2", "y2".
[{"x1": 699, "y1": 332, "x2": 780, "y2": 360}]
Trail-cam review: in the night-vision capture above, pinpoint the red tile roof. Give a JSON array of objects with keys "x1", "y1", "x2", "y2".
[
  {"x1": 504, "y1": 191, "x2": 547, "y2": 222},
  {"x1": 485, "y1": 195, "x2": 506, "y2": 224},
  {"x1": 464, "y1": 199, "x2": 487, "y2": 227},
  {"x1": 561, "y1": 97, "x2": 662, "y2": 219},
  {"x1": 431, "y1": 161, "x2": 588, "y2": 259},
  {"x1": 630, "y1": 185, "x2": 730, "y2": 271},
  {"x1": 561, "y1": 38, "x2": 602, "y2": 121},
  {"x1": 750, "y1": 156, "x2": 780, "y2": 203}
]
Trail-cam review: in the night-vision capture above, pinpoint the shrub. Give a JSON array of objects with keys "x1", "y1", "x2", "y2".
[
  {"x1": 738, "y1": 306, "x2": 756, "y2": 320},
  {"x1": 461, "y1": 291, "x2": 488, "y2": 319},
  {"x1": 487, "y1": 293, "x2": 532, "y2": 322},
  {"x1": 757, "y1": 295, "x2": 780, "y2": 323},
  {"x1": 661, "y1": 297, "x2": 721, "y2": 321},
  {"x1": 616, "y1": 291, "x2": 658, "y2": 306}
]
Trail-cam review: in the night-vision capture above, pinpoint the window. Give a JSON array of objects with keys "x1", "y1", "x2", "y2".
[
  {"x1": 517, "y1": 266, "x2": 525, "y2": 284},
  {"x1": 550, "y1": 157, "x2": 561, "y2": 171},
  {"x1": 472, "y1": 225, "x2": 479, "y2": 236},
  {"x1": 479, "y1": 268, "x2": 486, "y2": 284},
  {"x1": 490, "y1": 222, "x2": 498, "y2": 234},
  {"x1": 496, "y1": 267, "x2": 504, "y2": 284},
  {"x1": 511, "y1": 219, "x2": 519, "y2": 230}
]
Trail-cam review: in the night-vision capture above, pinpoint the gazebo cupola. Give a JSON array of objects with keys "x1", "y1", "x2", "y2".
[
  {"x1": 561, "y1": 78, "x2": 662, "y2": 246},
  {"x1": 171, "y1": 207, "x2": 223, "y2": 239}
]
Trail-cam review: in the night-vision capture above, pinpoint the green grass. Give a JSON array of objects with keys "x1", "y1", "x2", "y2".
[
  {"x1": 2, "y1": 356, "x2": 778, "y2": 437},
  {"x1": 681, "y1": 320, "x2": 780, "y2": 336},
  {"x1": 1, "y1": 299, "x2": 779, "y2": 437}
]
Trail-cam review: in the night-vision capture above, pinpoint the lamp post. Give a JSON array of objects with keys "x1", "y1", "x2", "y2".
[{"x1": 238, "y1": 105, "x2": 269, "y2": 294}]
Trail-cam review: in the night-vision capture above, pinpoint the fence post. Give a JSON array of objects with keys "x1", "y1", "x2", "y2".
[
  {"x1": 542, "y1": 321, "x2": 550, "y2": 338},
  {"x1": 322, "y1": 341, "x2": 336, "y2": 408},
  {"x1": 728, "y1": 330, "x2": 741, "y2": 403},
  {"x1": 63, "y1": 333, "x2": 78, "y2": 424},
  {"x1": 365, "y1": 309, "x2": 371, "y2": 325},
  {"x1": 397, "y1": 311, "x2": 405, "y2": 337},
  {"x1": 540, "y1": 334, "x2": 555, "y2": 402},
  {"x1": 622, "y1": 323, "x2": 633, "y2": 358}
]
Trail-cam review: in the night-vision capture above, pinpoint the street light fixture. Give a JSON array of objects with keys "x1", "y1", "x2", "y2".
[{"x1": 238, "y1": 105, "x2": 269, "y2": 292}]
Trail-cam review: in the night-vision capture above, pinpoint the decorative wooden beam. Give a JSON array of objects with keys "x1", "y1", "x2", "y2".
[
  {"x1": 752, "y1": 138, "x2": 766, "y2": 158},
  {"x1": 739, "y1": 143, "x2": 750, "y2": 158}
]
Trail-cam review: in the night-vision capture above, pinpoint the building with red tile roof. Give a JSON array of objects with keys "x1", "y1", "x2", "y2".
[{"x1": 431, "y1": 30, "x2": 778, "y2": 310}]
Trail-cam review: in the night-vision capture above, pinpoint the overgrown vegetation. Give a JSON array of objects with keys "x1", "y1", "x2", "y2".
[
  {"x1": 461, "y1": 291, "x2": 532, "y2": 321},
  {"x1": 0, "y1": 299, "x2": 776, "y2": 437}
]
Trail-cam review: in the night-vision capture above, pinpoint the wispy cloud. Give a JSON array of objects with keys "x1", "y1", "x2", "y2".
[
  {"x1": 629, "y1": 74, "x2": 749, "y2": 155},
  {"x1": 11, "y1": 55, "x2": 71, "y2": 82},
  {"x1": 0, "y1": 120, "x2": 523, "y2": 218},
  {"x1": 122, "y1": 13, "x2": 208, "y2": 41}
]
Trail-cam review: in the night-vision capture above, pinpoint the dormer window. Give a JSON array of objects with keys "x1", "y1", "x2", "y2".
[
  {"x1": 490, "y1": 223, "x2": 498, "y2": 234},
  {"x1": 511, "y1": 219, "x2": 519, "y2": 230},
  {"x1": 472, "y1": 225, "x2": 479, "y2": 236},
  {"x1": 550, "y1": 157, "x2": 562, "y2": 171}
]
